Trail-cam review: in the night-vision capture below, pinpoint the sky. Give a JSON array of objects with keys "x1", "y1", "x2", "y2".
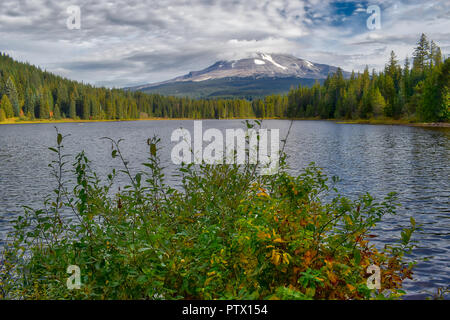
[{"x1": 0, "y1": 0, "x2": 448, "y2": 88}]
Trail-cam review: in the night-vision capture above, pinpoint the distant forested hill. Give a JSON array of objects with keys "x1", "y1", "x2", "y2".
[{"x1": 134, "y1": 77, "x2": 320, "y2": 99}]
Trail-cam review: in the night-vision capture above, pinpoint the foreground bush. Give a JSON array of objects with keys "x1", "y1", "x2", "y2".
[{"x1": 0, "y1": 126, "x2": 417, "y2": 300}]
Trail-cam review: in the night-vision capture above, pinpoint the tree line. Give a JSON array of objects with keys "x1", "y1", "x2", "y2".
[
  {"x1": 0, "y1": 34, "x2": 448, "y2": 123},
  {"x1": 285, "y1": 34, "x2": 448, "y2": 122}
]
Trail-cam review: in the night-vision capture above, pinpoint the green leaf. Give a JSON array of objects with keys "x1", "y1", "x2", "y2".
[
  {"x1": 137, "y1": 275, "x2": 147, "y2": 284},
  {"x1": 353, "y1": 249, "x2": 361, "y2": 265},
  {"x1": 150, "y1": 143, "x2": 157, "y2": 157}
]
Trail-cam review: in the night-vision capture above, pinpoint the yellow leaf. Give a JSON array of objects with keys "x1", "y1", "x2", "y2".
[
  {"x1": 271, "y1": 250, "x2": 281, "y2": 266},
  {"x1": 282, "y1": 253, "x2": 290, "y2": 265},
  {"x1": 274, "y1": 254, "x2": 281, "y2": 266},
  {"x1": 327, "y1": 271, "x2": 338, "y2": 284}
]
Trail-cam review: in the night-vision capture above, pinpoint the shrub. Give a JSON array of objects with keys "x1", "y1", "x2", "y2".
[{"x1": 0, "y1": 124, "x2": 417, "y2": 300}]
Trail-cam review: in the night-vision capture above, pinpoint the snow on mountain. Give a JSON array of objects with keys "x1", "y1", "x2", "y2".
[
  {"x1": 130, "y1": 53, "x2": 349, "y2": 91},
  {"x1": 260, "y1": 53, "x2": 287, "y2": 70}
]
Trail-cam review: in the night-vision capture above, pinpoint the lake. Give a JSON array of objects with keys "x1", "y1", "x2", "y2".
[{"x1": 0, "y1": 120, "x2": 449, "y2": 299}]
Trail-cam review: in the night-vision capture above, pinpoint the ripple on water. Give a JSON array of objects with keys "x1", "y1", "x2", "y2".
[{"x1": 0, "y1": 120, "x2": 449, "y2": 298}]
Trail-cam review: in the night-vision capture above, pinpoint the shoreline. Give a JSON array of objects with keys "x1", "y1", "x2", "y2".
[
  {"x1": 334, "y1": 119, "x2": 450, "y2": 128},
  {"x1": 1, "y1": 117, "x2": 449, "y2": 128}
]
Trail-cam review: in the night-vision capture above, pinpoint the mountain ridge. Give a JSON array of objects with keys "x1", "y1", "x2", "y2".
[{"x1": 128, "y1": 53, "x2": 350, "y2": 98}]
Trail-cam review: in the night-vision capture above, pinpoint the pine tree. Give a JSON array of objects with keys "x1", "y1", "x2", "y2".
[
  {"x1": 69, "y1": 98, "x2": 77, "y2": 119},
  {"x1": 370, "y1": 87, "x2": 386, "y2": 118},
  {"x1": 90, "y1": 98, "x2": 101, "y2": 119},
  {"x1": 0, "y1": 94, "x2": 14, "y2": 118},
  {"x1": 105, "y1": 99, "x2": 114, "y2": 119},
  {"x1": 82, "y1": 96, "x2": 90, "y2": 120},
  {"x1": 130, "y1": 100, "x2": 138, "y2": 119},
  {"x1": 0, "y1": 108, "x2": 6, "y2": 122},
  {"x1": 403, "y1": 57, "x2": 412, "y2": 98},
  {"x1": 387, "y1": 51, "x2": 399, "y2": 77},
  {"x1": 6, "y1": 76, "x2": 20, "y2": 116},
  {"x1": 38, "y1": 91, "x2": 50, "y2": 119},
  {"x1": 430, "y1": 40, "x2": 443, "y2": 67},
  {"x1": 24, "y1": 88, "x2": 35, "y2": 119},
  {"x1": 419, "y1": 59, "x2": 449, "y2": 122},
  {"x1": 413, "y1": 33, "x2": 430, "y2": 72},
  {"x1": 383, "y1": 75, "x2": 396, "y2": 117},
  {"x1": 54, "y1": 104, "x2": 61, "y2": 119}
]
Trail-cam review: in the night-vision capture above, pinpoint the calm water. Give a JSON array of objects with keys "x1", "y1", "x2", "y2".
[{"x1": 0, "y1": 120, "x2": 449, "y2": 298}]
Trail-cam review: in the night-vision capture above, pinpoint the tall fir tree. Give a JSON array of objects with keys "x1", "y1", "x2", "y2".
[
  {"x1": 0, "y1": 94, "x2": 14, "y2": 118},
  {"x1": 0, "y1": 108, "x2": 6, "y2": 122},
  {"x1": 69, "y1": 98, "x2": 77, "y2": 119},
  {"x1": 54, "y1": 103, "x2": 61, "y2": 119},
  {"x1": 82, "y1": 96, "x2": 90, "y2": 120},
  {"x1": 430, "y1": 40, "x2": 443, "y2": 67},
  {"x1": 419, "y1": 59, "x2": 449, "y2": 122},
  {"x1": 38, "y1": 90, "x2": 50, "y2": 119},
  {"x1": 413, "y1": 33, "x2": 430, "y2": 72},
  {"x1": 6, "y1": 76, "x2": 20, "y2": 116}
]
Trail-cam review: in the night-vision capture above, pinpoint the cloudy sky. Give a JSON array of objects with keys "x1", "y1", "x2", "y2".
[{"x1": 0, "y1": 0, "x2": 448, "y2": 87}]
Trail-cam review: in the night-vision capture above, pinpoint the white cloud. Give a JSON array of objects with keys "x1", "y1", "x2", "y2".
[{"x1": 0, "y1": 0, "x2": 448, "y2": 87}]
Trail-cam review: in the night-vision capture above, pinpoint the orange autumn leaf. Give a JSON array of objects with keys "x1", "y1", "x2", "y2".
[
  {"x1": 327, "y1": 270, "x2": 338, "y2": 284},
  {"x1": 346, "y1": 284, "x2": 356, "y2": 292}
]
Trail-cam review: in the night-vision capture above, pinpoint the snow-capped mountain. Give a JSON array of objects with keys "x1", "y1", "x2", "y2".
[{"x1": 129, "y1": 53, "x2": 350, "y2": 98}]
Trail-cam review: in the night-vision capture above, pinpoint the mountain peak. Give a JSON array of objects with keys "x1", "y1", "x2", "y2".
[
  {"x1": 129, "y1": 53, "x2": 349, "y2": 98},
  {"x1": 176, "y1": 52, "x2": 335, "y2": 83}
]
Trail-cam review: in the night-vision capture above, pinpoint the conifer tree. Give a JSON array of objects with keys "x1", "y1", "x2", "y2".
[
  {"x1": 69, "y1": 98, "x2": 77, "y2": 119},
  {"x1": 413, "y1": 33, "x2": 430, "y2": 72},
  {"x1": 82, "y1": 96, "x2": 90, "y2": 120},
  {"x1": 370, "y1": 87, "x2": 386, "y2": 118},
  {"x1": 0, "y1": 108, "x2": 6, "y2": 122},
  {"x1": 0, "y1": 94, "x2": 14, "y2": 118},
  {"x1": 419, "y1": 59, "x2": 449, "y2": 122},
  {"x1": 54, "y1": 103, "x2": 61, "y2": 119},
  {"x1": 24, "y1": 88, "x2": 35, "y2": 119},
  {"x1": 6, "y1": 76, "x2": 20, "y2": 116},
  {"x1": 38, "y1": 92, "x2": 50, "y2": 119},
  {"x1": 430, "y1": 40, "x2": 443, "y2": 67}
]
